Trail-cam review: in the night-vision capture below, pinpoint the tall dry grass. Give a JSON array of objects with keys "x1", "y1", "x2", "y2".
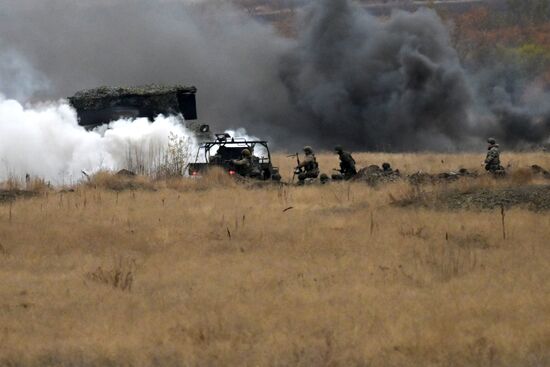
[{"x1": 0, "y1": 152, "x2": 549, "y2": 366}]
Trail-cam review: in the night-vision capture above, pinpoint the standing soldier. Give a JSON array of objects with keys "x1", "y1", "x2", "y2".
[
  {"x1": 296, "y1": 146, "x2": 320, "y2": 184},
  {"x1": 332, "y1": 145, "x2": 357, "y2": 180},
  {"x1": 484, "y1": 138, "x2": 503, "y2": 174}
]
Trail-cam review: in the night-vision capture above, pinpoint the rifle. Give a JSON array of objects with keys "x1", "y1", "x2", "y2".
[{"x1": 287, "y1": 153, "x2": 302, "y2": 183}]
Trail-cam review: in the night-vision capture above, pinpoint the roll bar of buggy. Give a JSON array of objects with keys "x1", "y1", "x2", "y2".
[{"x1": 191, "y1": 135, "x2": 273, "y2": 164}]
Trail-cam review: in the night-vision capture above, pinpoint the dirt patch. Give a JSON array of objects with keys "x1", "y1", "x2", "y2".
[
  {"x1": 317, "y1": 201, "x2": 371, "y2": 215},
  {"x1": 408, "y1": 169, "x2": 479, "y2": 185},
  {"x1": 448, "y1": 233, "x2": 491, "y2": 250},
  {"x1": 531, "y1": 164, "x2": 550, "y2": 179},
  {"x1": 395, "y1": 185, "x2": 550, "y2": 211},
  {"x1": 351, "y1": 165, "x2": 482, "y2": 187},
  {"x1": 0, "y1": 189, "x2": 39, "y2": 204}
]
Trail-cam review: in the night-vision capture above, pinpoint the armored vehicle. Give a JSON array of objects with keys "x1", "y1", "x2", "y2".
[
  {"x1": 188, "y1": 133, "x2": 281, "y2": 181},
  {"x1": 68, "y1": 84, "x2": 210, "y2": 138}
]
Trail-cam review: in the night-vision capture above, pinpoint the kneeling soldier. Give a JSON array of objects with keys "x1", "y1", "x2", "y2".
[
  {"x1": 332, "y1": 145, "x2": 357, "y2": 180},
  {"x1": 296, "y1": 146, "x2": 320, "y2": 184}
]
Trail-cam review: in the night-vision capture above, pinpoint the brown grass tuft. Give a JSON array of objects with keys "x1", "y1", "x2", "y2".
[
  {"x1": 86, "y1": 256, "x2": 136, "y2": 291},
  {"x1": 509, "y1": 167, "x2": 534, "y2": 185},
  {"x1": 87, "y1": 171, "x2": 155, "y2": 191}
]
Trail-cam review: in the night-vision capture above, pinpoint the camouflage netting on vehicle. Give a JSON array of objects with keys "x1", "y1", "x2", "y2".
[{"x1": 68, "y1": 84, "x2": 196, "y2": 112}]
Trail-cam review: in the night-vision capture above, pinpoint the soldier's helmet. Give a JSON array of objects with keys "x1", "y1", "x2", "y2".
[
  {"x1": 487, "y1": 137, "x2": 496, "y2": 145},
  {"x1": 241, "y1": 148, "x2": 251, "y2": 157},
  {"x1": 303, "y1": 146, "x2": 313, "y2": 154},
  {"x1": 382, "y1": 162, "x2": 391, "y2": 171},
  {"x1": 334, "y1": 145, "x2": 343, "y2": 153}
]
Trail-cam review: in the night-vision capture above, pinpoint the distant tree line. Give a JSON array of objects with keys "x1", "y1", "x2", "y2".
[{"x1": 507, "y1": 0, "x2": 550, "y2": 24}]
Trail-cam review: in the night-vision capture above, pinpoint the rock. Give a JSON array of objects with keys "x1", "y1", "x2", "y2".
[
  {"x1": 116, "y1": 169, "x2": 136, "y2": 177},
  {"x1": 353, "y1": 165, "x2": 401, "y2": 186}
]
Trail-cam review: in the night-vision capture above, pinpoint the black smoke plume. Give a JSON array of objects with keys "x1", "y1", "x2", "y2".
[{"x1": 279, "y1": 0, "x2": 475, "y2": 150}]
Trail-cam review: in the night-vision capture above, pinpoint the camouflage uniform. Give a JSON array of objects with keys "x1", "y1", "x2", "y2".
[
  {"x1": 332, "y1": 146, "x2": 357, "y2": 180},
  {"x1": 249, "y1": 156, "x2": 262, "y2": 178},
  {"x1": 297, "y1": 146, "x2": 319, "y2": 183},
  {"x1": 484, "y1": 138, "x2": 503, "y2": 173},
  {"x1": 232, "y1": 149, "x2": 253, "y2": 177}
]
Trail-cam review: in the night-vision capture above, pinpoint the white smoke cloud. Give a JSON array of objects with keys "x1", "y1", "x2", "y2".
[
  {"x1": 0, "y1": 95, "x2": 197, "y2": 184},
  {"x1": 224, "y1": 128, "x2": 260, "y2": 141},
  {"x1": 222, "y1": 128, "x2": 269, "y2": 159}
]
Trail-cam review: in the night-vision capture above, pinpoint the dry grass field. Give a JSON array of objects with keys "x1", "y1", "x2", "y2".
[{"x1": 0, "y1": 152, "x2": 549, "y2": 367}]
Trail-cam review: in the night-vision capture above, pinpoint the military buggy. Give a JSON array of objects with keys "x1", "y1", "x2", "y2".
[{"x1": 188, "y1": 133, "x2": 281, "y2": 181}]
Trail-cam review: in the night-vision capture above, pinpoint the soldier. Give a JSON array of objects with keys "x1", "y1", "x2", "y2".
[
  {"x1": 332, "y1": 145, "x2": 357, "y2": 180},
  {"x1": 484, "y1": 138, "x2": 503, "y2": 173},
  {"x1": 231, "y1": 148, "x2": 253, "y2": 177},
  {"x1": 296, "y1": 146, "x2": 319, "y2": 184}
]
